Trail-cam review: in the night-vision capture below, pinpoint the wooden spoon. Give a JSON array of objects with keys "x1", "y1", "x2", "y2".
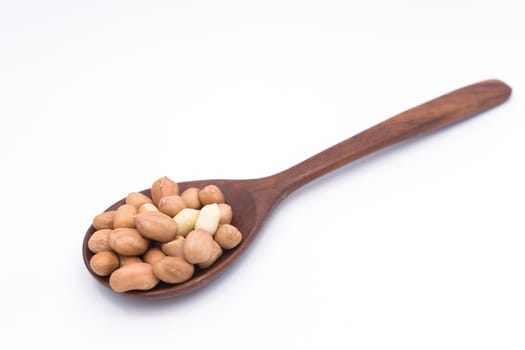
[{"x1": 82, "y1": 79, "x2": 511, "y2": 299}]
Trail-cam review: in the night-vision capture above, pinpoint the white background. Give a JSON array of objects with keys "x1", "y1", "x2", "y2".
[{"x1": 1, "y1": 1, "x2": 524, "y2": 349}]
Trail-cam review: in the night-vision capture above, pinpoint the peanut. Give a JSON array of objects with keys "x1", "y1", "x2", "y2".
[
  {"x1": 88, "y1": 229, "x2": 112, "y2": 253},
  {"x1": 92, "y1": 210, "x2": 116, "y2": 230},
  {"x1": 161, "y1": 236, "x2": 185, "y2": 258},
  {"x1": 180, "y1": 187, "x2": 201, "y2": 209},
  {"x1": 158, "y1": 195, "x2": 186, "y2": 217},
  {"x1": 153, "y1": 256, "x2": 194, "y2": 284},
  {"x1": 195, "y1": 203, "x2": 220, "y2": 235},
  {"x1": 113, "y1": 204, "x2": 137, "y2": 228},
  {"x1": 143, "y1": 247, "x2": 166, "y2": 265},
  {"x1": 198, "y1": 185, "x2": 224, "y2": 205},
  {"x1": 135, "y1": 211, "x2": 178, "y2": 242},
  {"x1": 198, "y1": 240, "x2": 222, "y2": 269},
  {"x1": 108, "y1": 228, "x2": 150, "y2": 256},
  {"x1": 151, "y1": 176, "x2": 179, "y2": 206},
  {"x1": 184, "y1": 229, "x2": 216, "y2": 264},
  {"x1": 109, "y1": 263, "x2": 159, "y2": 293},
  {"x1": 90, "y1": 251, "x2": 120, "y2": 276},
  {"x1": 218, "y1": 203, "x2": 233, "y2": 225},
  {"x1": 126, "y1": 192, "x2": 153, "y2": 208},
  {"x1": 214, "y1": 224, "x2": 242, "y2": 249},
  {"x1": 173, "y1": 208, "x2": 200, "y2": 236}
]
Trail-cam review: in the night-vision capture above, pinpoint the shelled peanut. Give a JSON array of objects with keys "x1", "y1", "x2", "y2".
[{"x1": 88, "y1": 176, "x2": 242, "y2": 293}]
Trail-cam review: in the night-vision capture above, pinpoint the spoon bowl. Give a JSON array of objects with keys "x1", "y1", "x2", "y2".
[
  {"x1": 83, "y1": 178, "x2": 275, "y2": 299},
  {"x1": 83, "y1": 79, "x2": 512, "y2": 299}
]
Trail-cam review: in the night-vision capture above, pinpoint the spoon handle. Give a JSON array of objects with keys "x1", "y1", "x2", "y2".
[{"x1": 275, "y1": 79, "x2": 511, "y2": 196}]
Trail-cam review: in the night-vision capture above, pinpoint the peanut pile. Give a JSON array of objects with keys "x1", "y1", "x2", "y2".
[{"x1": 87, "y1": 176, "x2": 242, "y2": 293}]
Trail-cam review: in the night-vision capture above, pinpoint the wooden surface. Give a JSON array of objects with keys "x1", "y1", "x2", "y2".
[{"x1": 82, "y1": 79, "x2": 511, "y2": 299}]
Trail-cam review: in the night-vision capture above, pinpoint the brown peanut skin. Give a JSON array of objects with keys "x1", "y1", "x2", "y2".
[
  {"x1": 158, "y1": 195, "x2": 186, "y2": 217},
  {"x1": 135, "y1": 211, "x2": 178, "y2": 242},
  {"x1": 214, "y1": 224, "x2": 242, "y2": 249},
  {"x1": 108, "y1": 228, "x2": 150, "y2": 256},
  {"x1": 90, "y1": 251, "x2": 120, "y2": 276},
  {"x1": 126, "y1": 192, "x2": 153, "y2": 208},
  {"x1": 109, "y1": 263, "x2": 159, "y2": 293},
  {"x1": 217, "y1": 203, "x2": 233, "y2": 225},
  {"x1": 113, "y1": 204, "x2": 137, "y2": 228},
  {"x1": 92, "y1": 210, "x2": 116, "y2": 230},
  {"x1": 143, "y1": 247, "x2": 166, "y2": 265},
  {"x1": 180, "y1": 187, "x2": 201, "y2": 209},
  {"x1": 183, "y1": 229, "x2": 215, "y2": 264},
  {"x1": 153, "y1": 256, "x2": 194, "y2": 284},
  {"x1": 198, "y1": 185, "x2": 225, "y2": 205},
  {"x1": 198, "y1": 240, "x2": 222, "y2": 269},
  {"x1": 87, "y1": 229, "x2": 112, "y2": 253},
  {"x1": 161, "y1": 236, "x2": 185, "y2": 258},
  {"x1": 151, "y1": 176, "x2": 179, "y2": 206}
]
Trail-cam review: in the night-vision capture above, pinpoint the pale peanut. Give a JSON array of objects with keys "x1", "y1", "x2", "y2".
[
  {"x1": 195, "y1": 203, "x2": 220, "y2": 235},
  {"x1": 173, "y1": 208, "x2": 200, "y2": 236}
]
